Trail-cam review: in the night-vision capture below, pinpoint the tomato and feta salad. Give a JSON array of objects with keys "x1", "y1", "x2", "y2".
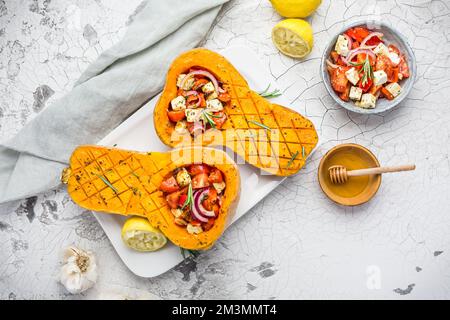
[
  {"x1": 160, "y1": 164, "x2": 226, "y2": 234},
  {"x1": 326, "y1": 26, "x2": 410, "y2": 109},
  {"x1": 167, "y1": 67, "x2": 230, "y2": 136}
]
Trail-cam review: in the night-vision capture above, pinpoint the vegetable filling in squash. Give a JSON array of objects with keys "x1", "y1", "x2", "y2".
[
  {"x1": 160, "y1": 164, "x2": 226, "y2": 234},
  {"x1": 167, "y1": 67, "x2": 230, "y2": 136}
]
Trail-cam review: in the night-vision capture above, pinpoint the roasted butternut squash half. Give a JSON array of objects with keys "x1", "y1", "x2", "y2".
[
  {"x1": 154, "y1": 48, "x2": 318, "y2": 176},
  {"x1": 63, "y1": 145, "x2": 240, "y2": 250}
]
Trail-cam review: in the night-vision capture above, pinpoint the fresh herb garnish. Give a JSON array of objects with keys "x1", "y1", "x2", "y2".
[
  {"x1": 180, "y1": 247, "x2": 200, "y2": 259},
  {"x1": 202, "y1": 110, "x2": 217, "y2": 129},
  {"x1": 248, "y1": 120, "x2": 271, "y2": 131},
  {"x1": 96, "y1": 174, "x2": 118, "y2": 193},
  {"x1": 349, "y1": 55, "x2": 373, "y2": 86},
  {"x1": 287, "y1": 151, "x2": 299, "y2": 168},
  {"x1": 258, "y1": 84, "x2": 282, "y2": 98},
  {"x1": 302, "y1": 146, "x2": 306, "y2": 158},
  {"x1": 181, "y1": 183, "x2": 193, "y2": 210}
]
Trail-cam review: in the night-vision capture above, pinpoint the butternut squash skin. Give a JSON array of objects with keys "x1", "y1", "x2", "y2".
[
  {"x1": 65, "y1": 145, "x2": 240, "y2": 250},
  {"x1": 154, "y1": 48, "x2": 318, "y2": 176}
]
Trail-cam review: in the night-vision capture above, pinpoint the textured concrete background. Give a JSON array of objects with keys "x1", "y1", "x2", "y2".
[{"x1": 1, "y1": 0, "x2": 449, "y2": 299}]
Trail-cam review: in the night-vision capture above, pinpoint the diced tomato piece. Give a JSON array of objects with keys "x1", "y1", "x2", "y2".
[
  {"x1": 381, "y1": 87, "x2": 394, "y2": 100},
  {"x1": 388, "y1": 44, "x2": 400, "y2": 55},
  {"x1": 330, "y1": 51, "x2": 340, "y2": 63},
  {"x1": 369, "y1": 85, "x2": 382, "y2": 95},
  {"x1": 329, "y1": 66, "x2": 349, "y2": 93},
  {"x1": 212, "y1": 111, "x2": 227, "y2": 129},
  {"x1": 376, "y1": 55, "x2": 397, "y2": 82},
  {"x1": 191, "y1": 173, "x2": 210, "y2": 189},
  {"x1": 365, "y1": 36, "x2": 382, "y2": 46},
  {"x1": 177, "y1": 89, "x2": 187, "y2": 97},
  {"x1": 188, "y1": 164, "x2": 210, "y2": 175},
  {"x1": 201, "y1": 187, "x2": 218, "y2": 211},
  {"x1": 160, "y1": 176, "x2": 179, "y2": 193},
  {"x1": 339, "y1": 84, "x2": 351, "y2": 102},
  {"x1": 351, "y1": 40, "x2": 360, "y2": 50},
  {"x1": 192, "y1": 78, "x2": 208, "y2": 90},
  {"x1": 218, "y1": 92, "x2": 231, "y2": 102},
  {"x1": 202, "y1": 218, "x2": 215, "y2": 231},
  {"x1": 390, "y1": 67, "x2": 399, "y2": 83},
  {"x1": 208, "y1": 168, "x2": 223, "y2": 183},
  {"x1": 167, "y1": 110, "x2": 186, "y2": 122},
  {"x1": 198, "y1": 93, "x2": 206, "y2": 107},
  {"x1": 358, "y1": 78, "x2": 373, "y2": 93},
  {"x1": 178, "y1": 194, "x2": 187, "y2": 207},
  {"x1": 399, "y1": 55, "x2": 410, "y2": 78},
  {"x1": 166, "y1": 191, "x2": 181, "y2": 209},
  {"x1": 212, "y1": 204, "x2": 220, "y2": 217},
  {"x1": 345, "y1": 27, "x2": 370, "y2": 43}
]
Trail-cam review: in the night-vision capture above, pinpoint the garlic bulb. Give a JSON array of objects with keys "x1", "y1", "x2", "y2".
[{"x1": 60, "y1": 246, "x2": 97, "y2": 294}]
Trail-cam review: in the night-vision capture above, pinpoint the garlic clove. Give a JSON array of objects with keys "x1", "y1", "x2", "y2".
[{"x1": 59, "y1": 245, "x2": 97, "y2": 294}]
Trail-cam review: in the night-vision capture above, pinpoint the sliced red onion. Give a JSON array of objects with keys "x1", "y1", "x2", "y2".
[
  {"x1": 343, "y1": 49, "x2": 376, "y2": 66},
  {"x1": 360, "y1": 32, "x2": 383, "y2": 48},
  {"x1": 189, "y1": 121, "x2": 204, "y2": 136},
  {"x1": 185, "y1": 90, "x2": 201, "y2": 107},
  {"x1": 343, "y1": 33, "x2": 353, "y2": 50},
  {"x1": 180, "y1": 70, "x2": 224, "y2": 94},
  {"x1": 326, "y1": 59, "x2": 339, "y2": 69},
  {"x1": 185, "y1": 90, "x2": 198, "y2": 96},
  {"x1": 193, "y1": 189, "x2": 215, "y2": 218}
]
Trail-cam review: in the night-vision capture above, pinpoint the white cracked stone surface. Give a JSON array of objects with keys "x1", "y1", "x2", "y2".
[{"x1": 1, "y1": 0, "x2": 449, "y2": 299}]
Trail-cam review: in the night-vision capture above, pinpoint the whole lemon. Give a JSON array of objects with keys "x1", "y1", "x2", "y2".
[{"x1": 270, "y1": 0, "x2": 322, "y2": 18}]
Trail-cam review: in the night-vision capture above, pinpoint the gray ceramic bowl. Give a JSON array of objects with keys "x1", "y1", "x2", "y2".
[{"x1": 320, "y1": 20, "x2": 416, "y2": 114}]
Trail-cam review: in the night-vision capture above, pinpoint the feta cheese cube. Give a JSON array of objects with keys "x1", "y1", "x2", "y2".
[
  {"x1": 207, "y1": 91, "x2": 218, "y2": 100},
  {"x1": 187, "y1": 223, "x2": 203, "y2": 234},
  {"x1": 388, "y1": 52, "x2": 400, "y2": 66},
  {"x1": 171, "y1": 208, "x2": 183, "y2": 218},
  {"x1": 206, "y1": 99, "x2": 223, "y2": 112},
  {"x1": 202, "y1": 81, "x2": 215, "y2": 94},
  {"x1": 335, "y1": 35, "x2": 349, "y2": 57},
  {"x1": 213, "y1": 181, "x2": 226, "y2": 194},
  {"x1": 176, "y1": 74, "x2": 186, "y2": 88},
  {"x1": 185, "y1": 108, "x2": 202, "y2": 122},
  {"x1": 170, "y1": 95, "x2": 186, "y2": 111},
  {"x1": 174, "y1": 120, "x2": 187, "y2": 133},
  {"x1": 385, "y1": 82, "x2": 402, "y2": 98},
  {"x1": 176, "y1": 74, "x2": 194, "y2": 90},
  {"x1": 373, "y1": 70, "x2": 388, "y2": 86},
  {"x1": 345, "y1": 67, "x2": 360, "y2": 86},
  {"x1": 358, "y1": 93, "x2": 377, "y2": 109},
  {"x1": 373, "y1": 43, "x2": 390, "y2": 56},
  {"x1": 349, "y1": 86, "x2": 363, "y2": 101},
  {"x1": 176, "y1": 168, "x2": 191, "y2": 187}
]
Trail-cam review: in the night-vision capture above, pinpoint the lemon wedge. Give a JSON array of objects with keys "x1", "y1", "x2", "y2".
[
  {"x1": 272, "y1": 19, "x2": 313, "y2": 59},
  {"x1": 121, "y1": 217, "x2": 167, "y2": 252},
  {"x1": 270, "y1": 0, "x2": 322, "y2": 18}
]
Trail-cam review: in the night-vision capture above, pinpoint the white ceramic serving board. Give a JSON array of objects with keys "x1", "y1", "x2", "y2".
[{"x1": 96, "y1": 45, "x2": 304, "y2": 277}]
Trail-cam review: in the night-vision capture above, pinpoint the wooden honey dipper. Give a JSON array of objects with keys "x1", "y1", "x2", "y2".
[{"x1": 328, "y1": 164, "x2": 416, "y2": 184}]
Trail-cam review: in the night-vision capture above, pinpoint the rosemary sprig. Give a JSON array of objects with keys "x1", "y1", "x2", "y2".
[
  {"x1": 96, "y1": 174, "x2": 118, "y2": 193},
  {"x1": 287, "y1": 151, "x2": 299, "y2": 168},
  {"x1": 201, "y1": 110, "x2": 216, "y2": 129},
  {"x1": 248, "y1": 120, "x2": 271, "y2": 131},
  {"x1": 181, "y1": 183, "x2": 193, "y2": 210},
  {"x1": 258, "y1": 84, "x2": 282, "y2": 98},
  {"x1": 180, "y1": 248, "x2": 200, "y2": 259},
  {"x1": 349, "y1": 55, "x2": 373, "y2": 86}
]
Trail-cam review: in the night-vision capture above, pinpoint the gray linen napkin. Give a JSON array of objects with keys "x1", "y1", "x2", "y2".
[{"x1": 0, "y1": 0, "x2": 229, "y2": 204}]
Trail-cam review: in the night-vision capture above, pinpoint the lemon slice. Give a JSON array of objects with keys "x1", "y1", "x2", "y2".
[
  {"x1": 270, "y1": 0, "x2": 322, "y2": 18},
  {"x1": 121, "y1": 217, "x2": 167, "y2": 252},
  {"x1": 272, "y1": 19, "x2": 313, "y2": 59}
]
